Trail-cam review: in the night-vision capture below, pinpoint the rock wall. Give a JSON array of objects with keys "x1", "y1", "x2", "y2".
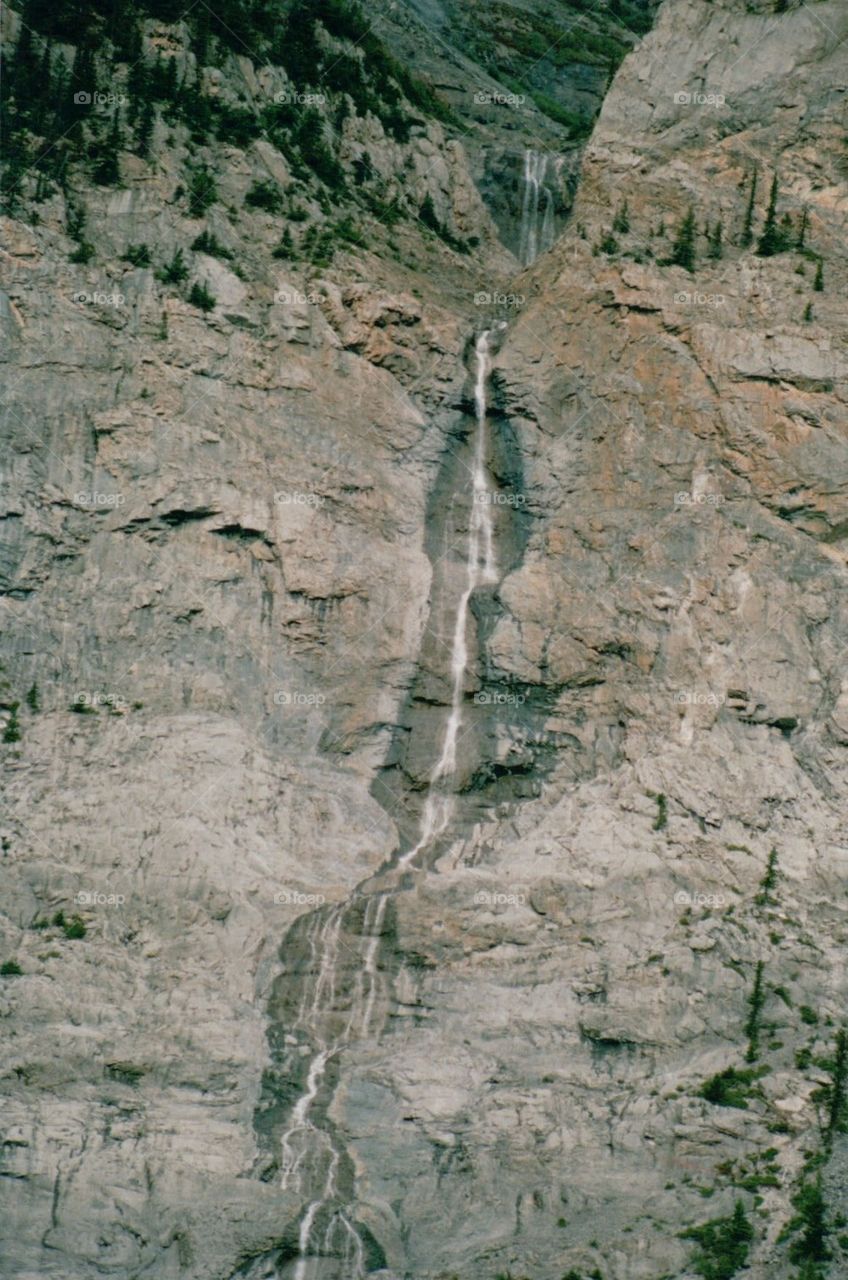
[{"x1": 2, "y1": 0, "x2": 848, "y2": 1278}]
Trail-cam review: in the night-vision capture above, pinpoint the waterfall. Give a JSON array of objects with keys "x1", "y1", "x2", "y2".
[
  {"x1": 400, "y1": 327, "x2": 502, "y2": 865},
  {"x1": 518, "y1": 148, "x2": 557, "y2": 266},
  {"x1": 276, "y1": 329, "x2": 504, "y2": 1277}
]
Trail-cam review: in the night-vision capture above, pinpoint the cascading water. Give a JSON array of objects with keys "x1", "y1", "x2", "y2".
[
  {"x1": 518, "y1": 148, "x2": 557, "y2": 266},
  {"x1": 272, "y1": 329, "x2": 504, "y2": 1278},
  {"x1": 401, "y1": 327, "x2": 502, "y2": 865}
]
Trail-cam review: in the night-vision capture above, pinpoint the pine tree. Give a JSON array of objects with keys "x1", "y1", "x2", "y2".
[
  {"x1": 91, "y1": 108, "x2": 122, "y2": 186},
  {"x1": 803, "y1": 302, "x2": 813, "y2": 322},
  {"x1": 707, "y1": 219, "x2": 723, "y2": 260},
  {"x1": 136, "y1": 97, "x2": 156, "y2": 158},
  {"x1": 796, "y1": 206, "x2": 808, "y2": 250},
  {"x1": 612, "y1": 199, "x2": 630, "y2": 234},
  {"x1": 273, "y1": 227, "x2": 296, "y2": 259},
  {"x1": 756, "y1": 172, "x2": 784, "y2": 256},
  {"x1": 740, "y1": 168, "x2": 757, "y2": 247},
  {"x1": 670, "y1": 206, "x2": 697, "y2": 272},
  {"x1": 813, "y1": 258, "x2": 824, "y2": 291}
]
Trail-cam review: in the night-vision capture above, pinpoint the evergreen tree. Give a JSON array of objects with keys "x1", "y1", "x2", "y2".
[
  {"x1": 756, "y1": 172, "x2": 786, "y2": 256},
  {"x1": 91, "y1": 108, "x2": 122, "y2": 186},
  {"x1": 796, "y1": 206, "x2": 808, "y2": 250},
  {"x1": 740, "y1": 168, "x2": 757, "y2": 247},
  {"x1": 612, "y1": 199, "x2": 630, "y2": 233},
  {"x1": 136, "y1": 97, "x2": 156, "y2": 157},
  {"x1": 813, "y1": 258, "x2": 824, "y2": 291},
  {"x1": 803, "y1": 302, "x2": 813, "y2": 322},
  {"x1": 157, "y1": 247, "x2": 188, "y2": 283},
  {"x1": 707, "y1": 219, "x2": 723, "y2": 260},
  {"x1": 670, "y1": 206, "x2": 697, "y2": 272}
]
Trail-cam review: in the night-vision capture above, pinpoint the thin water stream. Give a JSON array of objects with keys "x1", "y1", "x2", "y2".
[{"x1": 269, "y1": 328, "x2": 506, "y2": 1278}]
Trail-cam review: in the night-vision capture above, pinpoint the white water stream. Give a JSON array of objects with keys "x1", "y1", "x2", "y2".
[
  {"x1": 518, "y1": 148, "x2": 557, "y2": 266},
  {"x1": 281, "y1": 328, "x2": 503, "y2": 1277}
]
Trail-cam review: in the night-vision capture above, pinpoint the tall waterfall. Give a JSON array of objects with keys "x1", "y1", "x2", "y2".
[
  {"x1": 401, "y1": 327, "x2": 502, "y2": 865},
  {"x1": 518, "y1": 148, "x2": 556, "y2": 266},
  {"x1": 275, "y1": 329, "x2": 504, "y2": 1279}
]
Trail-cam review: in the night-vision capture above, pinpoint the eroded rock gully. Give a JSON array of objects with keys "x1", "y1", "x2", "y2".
[{"x1": 2, "y1": 1, "x2": 848, "y2": 1278}]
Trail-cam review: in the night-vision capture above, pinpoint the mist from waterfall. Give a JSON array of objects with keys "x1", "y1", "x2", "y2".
[{"x1": 518, "y1": 148, "x2": 557, "y2": 266}]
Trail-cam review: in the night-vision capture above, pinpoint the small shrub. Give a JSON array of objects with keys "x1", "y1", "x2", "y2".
[
  {"x1": 0, "y1": 959, "x2": 23, "y2": 976},
  {"x1": 245, "y1": 179, "x2": 284, "y2": 213},
  {"x1": 63, "y1": 915, "x2": 87, "y2": 940},
  {"x1": 187, "y1": 165, "x2": 217, "y2": 217},
  {"x1": 25, "y1": 683, "x2": 40, "y2": 712},
  {"x1": 122, "y1": 243, "x2": 151, "y2": 267},
  {"x1": 699, "y1": 1065, "x2": 766, "y2": 1109},
  {"x1": 157, "y1": 248, "x2": 188, "y2": 285},
  {"x1": 191, "y1": 229, "x2": 233, "y2": 259},
  {"x1": 69, "y1": 240, "x2": 95, "y2": 264},
  {"x1": 800, "y1": 1006, "x2": 819, "y2": 1026},
  {"x1": 3, "y1": 702, "x2": 21, "y2": 743},
  {"x1": 188, "y1": 280, "x2": 216, "y2": 312},
  {"x1": 653, "y1": 793, "x2": 668, "y2": 831}
]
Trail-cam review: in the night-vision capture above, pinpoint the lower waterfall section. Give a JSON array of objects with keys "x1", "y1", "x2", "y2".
[{"x1": 252, "y1": 327, "x2": 524, "y2": 1278}]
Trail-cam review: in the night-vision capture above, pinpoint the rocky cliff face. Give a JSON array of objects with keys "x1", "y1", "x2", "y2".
[{"x1": 2, "y1": 1, "x2": 848, "y2": 1279}]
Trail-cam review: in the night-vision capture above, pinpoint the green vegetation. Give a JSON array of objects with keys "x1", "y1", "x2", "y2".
[
  {"x1": 740, "y1": 170, "x2": 758, "y2": 247},
  {"x1": 2, "y1": 702, "x2": 21, "y2": 743},
  {"x1": 813, "y1": 259, "x2": 824, "y2": 291},
  {"x1": 122, "y1": 243, "x2": 152, "y2": 267},
  {"x1": 187, "y1": 165, "x2": 218, "y2": 217},
  {"x1": 782, "y1": 1176, "x2": 832, "y2": 1277},
  {"x1": 756, "y1": 172, "x2": 792, "y2": 256},
  {"x1": 707, "y1": 219, "x2": 723, "y2": 260},
  {"x1": 745, "y1": 960, "x2": 766, "y2": 1062},
  {"x1": 25, "y1": 683, "x2": 40, "y2": 712},
  {"x1": 245, "y1": 178, "x2": 284, "y2": 213},
  {"x1": 188, "y1": 280, "x2": 217, "y2": 312},
  {"x1": 0, "y1": 959, "x2": 23, "y2": 976},
  {"x1": 670, "y1": 206, "x2": 697, "y2": 272},
  {"x1": 612, "y1": 200, "x2": 630, "y2": 234},
  {"x1": 699, "y1": 1065, "x2": 767, "y2": 1110},
  {"x1": 653, "y1": 792, "x2": 668, "y2": 831},
  {"x1": 815, "y1": 1028, "x2": 848, "y2": 1144},
  {"x1": 755, "y1": 848, "x2": 779, "y2": 907},
  {"x1": 191, "y1": 229, "x2": 233, "y2": 259},
  {"x1": 157, "y1": 247, "x2": 188, "y2": 285},
  {"x1": 681, "y1": 1201, "x2": 754, "y2": 1280}
]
